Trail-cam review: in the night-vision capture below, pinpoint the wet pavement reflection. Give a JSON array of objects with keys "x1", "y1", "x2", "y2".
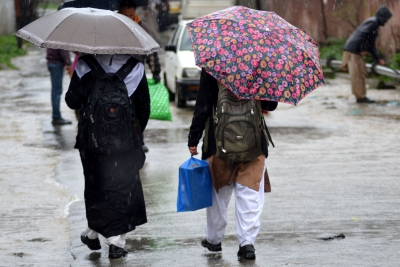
[{"x1": 1, "y1": 45, "x2": 400, "y2": 266}]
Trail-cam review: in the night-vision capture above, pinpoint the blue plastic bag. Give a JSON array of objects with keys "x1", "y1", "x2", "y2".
[{"x1": 177, "y1": 156, "x2": 213, "y2": 212}]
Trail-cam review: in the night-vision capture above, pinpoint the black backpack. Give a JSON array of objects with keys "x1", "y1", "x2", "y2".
[
  {"x1": 214, "y1": 82, "x2": 274, "y2": 163},
  {"x1": 80, "y1": 55, "x2": 142, "y2": 154}
]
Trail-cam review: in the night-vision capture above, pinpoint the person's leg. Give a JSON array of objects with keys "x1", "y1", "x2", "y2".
[
  {"x1": 108, "y1": 234, "x2": 128, "y2": 259},
  {"x1": 205, "y1": 184, "x2": 233, "y2": 245},
  {"x1": 48, "y1": 63, "x2": 64, "y2": 120},
  {"x1": 81, "y1": 227, "x2": 101, "y2": 250},
  {"x1": 234, "y1": 168, "x2": 264, "y2": 260},
  {"x1": 108, "y1": 234, "x2": 127, "y2": 248},
  {"x1": 85, "y1": 228, "x2": 99, "y2": 239},
  {"x1": 341, "y1": 51, "x2": 351, "y2": 71},
  {"x1": 348, "y1": 54, "x2": 367, "y2": 100},
  {"x1": 234, "y1": 169, "x2": 265, "y2": 246}
]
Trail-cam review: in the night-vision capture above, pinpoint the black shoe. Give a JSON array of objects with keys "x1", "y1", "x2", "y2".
[
  {"x1": 201, "y1": 238, "x2": 222, "y2": 252},
  {"x1": 142, "y1": 145, "x2": 149, "y2": 153},
  {"x1": 356, "y1": 97, "x2": 375, "y2": 103},
  {"x1": 237, "y1": 244, "x2": 256, "y2": 260},
  {"x1": 52, "y1": 118, "x2": 72, "y2": 125},
  {"x1": 80, "y1": 232, "x2": 101, "y2": 250},
  {"x1": 109, "y1": 244, "x2": 128, "y2": 259}
]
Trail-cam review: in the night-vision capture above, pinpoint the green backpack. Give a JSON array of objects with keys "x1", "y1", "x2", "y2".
[{"x1": 214, "y1": 82, "x2": 265, "y2": 163}]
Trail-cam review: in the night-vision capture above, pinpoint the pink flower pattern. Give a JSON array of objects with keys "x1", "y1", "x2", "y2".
[{"x1": 187, "y1": 6, "x2": 324, "y2": 105}]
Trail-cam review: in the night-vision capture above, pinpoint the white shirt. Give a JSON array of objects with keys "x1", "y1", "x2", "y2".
[{"x1": 75, "y1": 54, "x2": 145, "y2": 97}]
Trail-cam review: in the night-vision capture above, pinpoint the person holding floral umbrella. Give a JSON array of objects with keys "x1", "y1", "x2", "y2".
[
  {"x1": 188, "y1": 68, "x2": 277, "y2": 260},
  {"x1": 186, "y1": 5, "x2": 324, "y2": 261}
]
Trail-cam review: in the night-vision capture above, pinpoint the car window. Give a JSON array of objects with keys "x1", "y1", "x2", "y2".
[
  {"x1": 172, "y1": 26, "x2": 183, "y2": 46},
  {"x1": 179, "y1": 28, "x2": 193, "y2": 51},
  {"x1": 168, "y1": 26, "x2": 181, "y2": 45}
]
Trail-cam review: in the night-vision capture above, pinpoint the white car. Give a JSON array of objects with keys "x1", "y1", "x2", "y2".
[{"x1": 164, "y1": 20, "x2": 201, "y2": 108}]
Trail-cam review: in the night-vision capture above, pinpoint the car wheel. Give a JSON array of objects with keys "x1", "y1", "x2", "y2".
[
  {"x1": 164, "y1": 72, "x2": 175, "y2": 101},
  {"x1": 175, "y1": 80, "x2": 186, "y2": 108}
]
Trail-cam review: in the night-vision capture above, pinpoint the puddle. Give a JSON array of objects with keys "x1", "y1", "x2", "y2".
[
  {"x1": 269, "y1": 126, "x2": 332, "y2": 141},
  {"x1": 145, "y1": 128, "x2": 190, "y2": 144}
]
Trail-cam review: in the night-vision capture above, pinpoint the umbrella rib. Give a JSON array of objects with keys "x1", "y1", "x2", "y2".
[
  {"x1": 64, "y1": 14, "x2": 86, "y2": 51},
  {"x1": 106, "y1": 15, "x2": 123, "y2": 54},
  {"x1": 17, "y1": 11, "x2": 78, "y2": 47},
  {"x1": 115, "y1": 17, "x2": 151, "y2": 54},
  {"x1": 94, "y1": 14, "x2": 98, "y2": 53}
]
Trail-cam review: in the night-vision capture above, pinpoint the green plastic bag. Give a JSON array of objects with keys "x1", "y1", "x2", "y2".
[{"x1": 147, "y1": 79, "x2": 173, "y2": 121}]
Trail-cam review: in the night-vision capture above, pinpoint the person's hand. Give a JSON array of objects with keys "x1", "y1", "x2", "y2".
[
  {"x1": 378, "y1": 59, "x2": 385, "y2": 65},
  {"x1": 153, "y1": 74, "x2": 161, "y2": 84},
  {"x1": 65, "y1": 66, "x2": 73, "y2": 77},
  {"x1": 189, "y1": 146, "x2": 198, "y2": 155}
]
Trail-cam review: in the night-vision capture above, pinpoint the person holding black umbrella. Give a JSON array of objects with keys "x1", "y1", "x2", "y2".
[{"x1": 15, "y1": 5, "x2": 161, "y2": 259}]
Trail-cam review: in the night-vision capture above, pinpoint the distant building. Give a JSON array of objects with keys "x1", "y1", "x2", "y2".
[{"x1": 0, "y1": 0, "x2": 16, "y2": 36}]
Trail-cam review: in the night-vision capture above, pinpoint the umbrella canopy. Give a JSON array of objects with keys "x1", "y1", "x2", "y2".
[
  {"x1": 15, "y1": 7, "x2": 161, "y2": 55},
  {"x1": 62, "y1": 0, "x2": 149, "y2": 10},
  {"x1": 187, "y1": 6, "x2": 325, "y2": 106}
]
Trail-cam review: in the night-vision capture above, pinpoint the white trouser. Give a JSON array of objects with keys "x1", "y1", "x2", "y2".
[
  {"x1": 205, "y1": 169, "x2": 265, "y2": 246},
  {"x1": 84, "y1": 228, "x2": 127, "y2": 248}
]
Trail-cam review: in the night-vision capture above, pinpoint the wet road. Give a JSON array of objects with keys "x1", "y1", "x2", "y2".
[{"x1": 1, "y1": 44, "x2": 400, "y2": 266}]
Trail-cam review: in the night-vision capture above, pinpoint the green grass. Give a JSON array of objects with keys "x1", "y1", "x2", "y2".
[
  {"x1": 388, "y1": 53, "x2": 400, "y2": 70},
  {"x1": 0, "y1": 35, "x2": 27, "y2": 69},
  {"x1": 38, "y1": 2, "x2": 60, "y2": 10}
]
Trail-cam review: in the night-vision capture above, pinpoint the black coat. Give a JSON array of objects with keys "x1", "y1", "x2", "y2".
[
  {"x1": 65, "y1": 58, "x2": 150, "y2": 237},
  {"x1": 188, "y1": 69, "x2": 278, "y2": 160},
  {"x1": 343, "y1": 6, "x2": 392, "y2": 60}
]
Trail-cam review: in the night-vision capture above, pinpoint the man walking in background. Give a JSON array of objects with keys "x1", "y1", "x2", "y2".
[
  {"x1": 341, "y1": 5, "x2": 392, "y2": 103},
  {"x1": 46, "y1": 48, "x2": 72, "y2": 125}
]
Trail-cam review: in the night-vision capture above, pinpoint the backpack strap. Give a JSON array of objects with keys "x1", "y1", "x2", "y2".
[
  {"x1": 115, "y1": 57, "x2": 139, "y2": 81},
  {"x1": 262, "y1": 116, "x2": 275, "y2": 148},
  {"x1": 80, "y1": 55, "x2": 106, "y2": 79}
]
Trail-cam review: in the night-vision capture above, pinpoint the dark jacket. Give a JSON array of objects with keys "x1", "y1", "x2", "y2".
[
  {"x1": 46, "y1": 48, "x2": 71, "y2": 66},
  {"x1": 343, "y1": 6, "x2": 392, "y2": 60},
  {"x1": 65, "y1": 57, "x2": 150, "y2": 150},
  {"x1": 188, "y1": 69, "x2": 278, "y2": 160}
]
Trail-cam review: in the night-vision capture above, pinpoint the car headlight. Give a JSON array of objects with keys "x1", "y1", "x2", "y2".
[{"x1": 182, "y1": 68, "x2": 201, "y2": 78}]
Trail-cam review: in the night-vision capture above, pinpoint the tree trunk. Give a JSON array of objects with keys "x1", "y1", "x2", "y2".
[
  {"x1": 320, "y1": 0, "x2": 328, "y2": 43},
  {"x1": 255, "y1": 0, "x2": 262, "y2": 10},
  {"x1": 14, "y1": 0, "x2": 39, "y2": 48}
]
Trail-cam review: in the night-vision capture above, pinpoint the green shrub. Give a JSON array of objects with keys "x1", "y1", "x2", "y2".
[
  {"x1": 319, "y1": 38, "x2": 346, "y2": 60},
  {"x1": 388, "y1": 53, "x2": 400, "y2": 70},
  {"x1": 0, "y1": 35, "x2": 27, "y2": 69}
]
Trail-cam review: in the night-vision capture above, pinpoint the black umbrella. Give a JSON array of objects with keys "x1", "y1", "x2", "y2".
[
  {"x1": 62, "y1": 0, "x2": 119, "y2": 10},
  {"x1": 62, "y1": 0, "x2": 149, "y2": 10}
]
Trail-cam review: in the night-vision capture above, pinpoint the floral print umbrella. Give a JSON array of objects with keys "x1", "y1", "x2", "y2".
[{"x1": 186, "y1": 6, "x2": 325, "y2": 105}]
